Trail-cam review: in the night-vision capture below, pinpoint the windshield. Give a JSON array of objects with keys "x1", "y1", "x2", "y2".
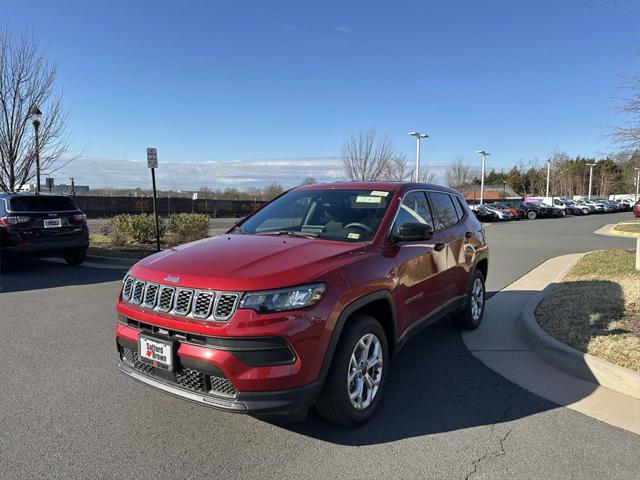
[{"x1": 235, "y1": 188, "x2": 393, "y2": 243}]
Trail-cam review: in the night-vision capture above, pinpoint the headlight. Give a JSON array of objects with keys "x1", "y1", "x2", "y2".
[{"x1": 239, "y1": 283, "x2": 326, "y2": 313}]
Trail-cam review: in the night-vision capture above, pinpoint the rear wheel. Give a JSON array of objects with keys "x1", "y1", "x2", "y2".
[
  {"x1": 316, "y1": 314, "x2": 388, "y2": 427},
  {"x1": 452, "y1": 269, "x2": 486, "y2": 330},
  {"x1": 527, "y1": 210, "x2": 537, "y2": 220},
  {"x1": 64, "y1": 248, "x2": 87, "y2": 266}
]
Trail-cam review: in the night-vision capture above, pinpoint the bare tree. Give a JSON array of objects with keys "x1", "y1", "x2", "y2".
[
  {"x1": 445, "y1": 157, "x2": 475, "y2": 191},
  {"x1": 301, "y1": 176, "x2": 317, "y2": 185},
  {"x1": 419, "y1": 170, "x2": 438, "y2": 184},
  {"x1": 342, "y1": 130, "x2": 395, "y2": 181},
  {"x1": 0, "y1": 28, "x2": 70, "y2": 191},
  {"x1": 614, "y1": 74, "x2": 640, "y2": 150},
  {"x1": 384, "y1": 153, "x2": 413, "y2": 181}
]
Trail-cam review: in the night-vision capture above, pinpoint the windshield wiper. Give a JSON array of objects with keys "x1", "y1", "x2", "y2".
[{"x1": 256, "y1": 230, "x2": 317, "y2": 239}]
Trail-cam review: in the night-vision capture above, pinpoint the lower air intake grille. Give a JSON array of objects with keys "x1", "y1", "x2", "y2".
[{"x1": 120, "y1": 346, "x2": 238, "y2": 398}]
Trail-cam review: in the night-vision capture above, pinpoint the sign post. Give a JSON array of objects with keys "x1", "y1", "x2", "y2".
[{"x1": 147, "y1": 148, "x2": 161, "y2": 251}]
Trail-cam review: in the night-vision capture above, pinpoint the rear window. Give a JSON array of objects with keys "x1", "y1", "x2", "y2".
[{"x1": 9, "y1": 196, "x2": 79, "y2": 212}]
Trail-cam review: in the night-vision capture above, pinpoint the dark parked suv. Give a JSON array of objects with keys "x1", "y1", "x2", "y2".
[
  {"x1": 116, "y1": 182, "x2": 489, "y2": 426},
  {"x1": 0, "y1": 193, "x2": 89, "y2": 267}
]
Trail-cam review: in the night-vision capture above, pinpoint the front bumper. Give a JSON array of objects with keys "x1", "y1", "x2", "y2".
[{"x1": 117, "y1": 361, "x2": 322, "y2": 417}]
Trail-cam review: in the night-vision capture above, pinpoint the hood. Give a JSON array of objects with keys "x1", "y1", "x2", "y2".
[{"x1": 129, "y1": 234, "x2": 367, "y2": 291}]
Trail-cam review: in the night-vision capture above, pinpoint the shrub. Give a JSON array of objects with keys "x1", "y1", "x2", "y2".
[
  {"x1": 168, "y1": 213, "x2": 209, "y2": 244},
  {"x1": 106, "y1": 214, "x2": 166, "y2": 245}
]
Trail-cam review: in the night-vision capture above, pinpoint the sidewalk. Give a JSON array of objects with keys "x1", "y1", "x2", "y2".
[{"x1": 462, "y1": 254, "x2": 640, "y2": 435}]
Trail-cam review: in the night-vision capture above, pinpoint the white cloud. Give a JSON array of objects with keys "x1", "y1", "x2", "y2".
[{"x1": 51, "y1": 156, "x2": 346, "y2": 190}]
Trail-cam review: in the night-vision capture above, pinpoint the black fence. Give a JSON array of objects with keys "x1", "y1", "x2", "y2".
[{"x1": 71, "y1": 196, "x2": 265, "y2": 218}]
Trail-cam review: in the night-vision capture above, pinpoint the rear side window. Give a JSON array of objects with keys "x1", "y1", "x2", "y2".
[
  {"x1": 428, "y1": 192, "x2": 460, "y2": 230},
  {"x1": 9, "y1": 196, "x2": 78, "y2": 212},
  {"x1": 453, "y1": 196, "x2": 465, "y2": 219}
]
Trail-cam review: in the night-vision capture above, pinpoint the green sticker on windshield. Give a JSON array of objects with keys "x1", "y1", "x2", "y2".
[
  {"x1": 348, "y1": 232, "x2": 361, "y2": 239},
  {"x1": 356, "y1": 195, "x2": 381, "y2": 204}
]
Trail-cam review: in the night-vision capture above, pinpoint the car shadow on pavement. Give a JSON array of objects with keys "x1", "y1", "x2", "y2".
[
  {"x1": 276, "y1": 312, "x2": 603, "y2": 446},
  {"x1": 0, "y1": 257, "x2": 126, "y2": 293}
]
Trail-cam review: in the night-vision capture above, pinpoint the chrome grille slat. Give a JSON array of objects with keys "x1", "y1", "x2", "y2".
[
  {"x1": 192, "y1": 291, "x2": 215, "y2": 318},
  {"x1": 123, "y1": 276, "x2": 239, "y2": 322},
  {"x1": 158, "y1": 286, "x2": 176, "y2": 312},
  {"x1": 173, "y1": 289, "x2": 194, "y2": 316},
  {"x1": 122, "y1": 276, "x2": 135, "y2": 301},
  {"x1": 214, "y1": 293, "x2": 239, "y2": 321},
  {"x1": 131, "y1": 280, "x2": 145, "y2": 304},
  {"x1": 143, "y1": 283, "x2": 159, "y2": 308}
]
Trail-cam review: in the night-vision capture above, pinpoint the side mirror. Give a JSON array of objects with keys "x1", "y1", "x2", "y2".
[{"x1": 397, "y1": 223, "x2": 433, "y2": 242}]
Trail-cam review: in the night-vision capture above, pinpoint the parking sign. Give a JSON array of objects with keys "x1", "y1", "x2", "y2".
[{"x1": 147, "y1": 148, "x2": 158, "y2": 169}]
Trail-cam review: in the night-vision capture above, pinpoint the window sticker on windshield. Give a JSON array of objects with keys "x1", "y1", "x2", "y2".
[
  {"x1": 356, "y1": 195, "x2": 382, "y2": 204},
  {"x1": 370, "y1": 190, "x2": 389, "y2": 197},
  {"x1": 348, "y1": 232, "x2": 360, "y2": 239}
]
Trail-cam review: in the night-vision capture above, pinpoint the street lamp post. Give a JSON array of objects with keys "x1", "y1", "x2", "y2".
[
  {"x1": 586, "y1": 163, "x2": 596, "y2": 200},
  {"x1": 29, "y1": 105, "x2": 42, "y2": 194},
  {"x1": 545, "y1": 158, "x2": 552, "y2": 198},
  {"x1": 476, "y1": 150, "x2": 491, "y2": 205},
  {"x1": 408, "y1": 132, "x2": 428, "y2": 182},
  {"x1": 635, "y1": 167, "x2": 640, "y2": 203}
]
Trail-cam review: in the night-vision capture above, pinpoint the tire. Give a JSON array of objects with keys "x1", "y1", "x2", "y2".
[
  {"x1": 452, "y1": 269, "x2": 486, "y2": 330},
  {"x1": 582, "y1": 208, "x2": 589, "y2": 215},
  {"x1": 316, "y1": 314, "x2": 388, "y2": 427},
  {"x1": 64, "y1": 248, "x2": 87, "y2": 266},
  {"x1": 527, "y1": 210, "x2": 537, "y2": 220}
]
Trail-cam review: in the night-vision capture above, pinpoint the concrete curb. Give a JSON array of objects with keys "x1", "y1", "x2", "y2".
[{"x1": 517, "y1": 276, "x2": 640, "y2": 400}]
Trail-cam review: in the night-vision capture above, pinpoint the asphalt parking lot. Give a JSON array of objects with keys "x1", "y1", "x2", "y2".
[{"x1": 1, "y1": 212, "x2": 638, "y2": 479}]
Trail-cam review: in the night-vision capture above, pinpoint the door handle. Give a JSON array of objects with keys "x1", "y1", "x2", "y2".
[
  {"x1": 434, "y1": 242, "x2": 446, "y2": 251},
  {"x1": 465, "y1": 231, "x2": 473, "y2": 239}
]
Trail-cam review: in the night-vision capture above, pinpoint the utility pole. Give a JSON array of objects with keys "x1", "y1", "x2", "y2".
[
  {"x1": 586, "y1": 163, "x2": 596, "y2": 200},
  {"x1": 69, "y1": 177, "x2": 75, "y2": 196},
  {"x1": 408, "y1": 132, "x2": 429, "y2": 182},
  {"x1": 545, "y1": 158, "x2": 551, "y2": 198},
  {"x1": 635, "y1": 168, "x2": 640, "y2": 203},
  {"x1": 476, "y1": 150, "x2": 491, "y2": 205}
]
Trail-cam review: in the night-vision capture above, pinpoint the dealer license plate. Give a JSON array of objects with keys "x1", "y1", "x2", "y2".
[
  {"x1": 43, "y1": 218, "x2": 62, "y2": 228},
  {"x1": 138, "y1": 335, "x2": 173, "y2": 371}
]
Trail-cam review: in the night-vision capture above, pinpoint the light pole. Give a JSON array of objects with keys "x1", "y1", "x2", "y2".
[
  {"x1": 408, "y1": 132, "x2": 428, "y2": 182},
  {"x1": 635, "y1": 167, "x2": 640, "y2": 203},
  {"x1": 586, "y1": 163, "x2": 596, "y2": 200},
  {"x1": 29, "y1": 105, "x2": 42, "y2": 194},
  {"x1": 545, "y1": 158, "x2": 552, "y2": 198},
  {"x1": 476, "y1": 150, "x2": 491, "y2": 205}
]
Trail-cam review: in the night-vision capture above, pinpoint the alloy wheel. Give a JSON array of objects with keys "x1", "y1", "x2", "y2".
[
  {"x1": 347, "y1": 333, "x2": 383, "y2": 410},
  {"x1": 470, "y1": 277, "x2": 484, "y2": 322}
]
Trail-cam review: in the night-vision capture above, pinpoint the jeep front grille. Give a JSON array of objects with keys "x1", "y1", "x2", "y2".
[{"x1": 121, "y1": 275, "x2": 240, "y2": 322}]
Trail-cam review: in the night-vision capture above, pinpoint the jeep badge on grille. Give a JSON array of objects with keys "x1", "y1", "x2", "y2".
[{"x1": 163, "y1": 275, "x2": 181, "y2": 284}]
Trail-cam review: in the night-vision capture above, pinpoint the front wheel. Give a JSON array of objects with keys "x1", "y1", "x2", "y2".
[
  {"x1": 452, "y1": 269, "x2": 486, "y2": 330},
  {"x1": 316, "y1": 314, "x2": 388, "y2": 427},
  {"x1": 527, "y1": 210, "x2": 537, "y2": 220},
  {"x1": 64, "y1": 248, "x2": 87, "y2": 266}
]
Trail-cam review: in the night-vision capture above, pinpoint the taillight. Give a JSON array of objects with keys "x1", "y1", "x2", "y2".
[
  {"x1": 72, "y1": 213, "x2": 87, "y2": 222},
  {"x1": 0, "y1": 216, "x2": 30, "y2": 226}
]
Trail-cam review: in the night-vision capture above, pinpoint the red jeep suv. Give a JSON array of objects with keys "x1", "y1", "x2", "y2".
[{"x1": 116, "y1": 182, "x2": 488, "y2": 426}]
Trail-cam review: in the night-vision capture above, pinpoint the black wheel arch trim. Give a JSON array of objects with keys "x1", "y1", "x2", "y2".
[{"x1": 317, "y1": 290, "x2": 397, "y2": 385}]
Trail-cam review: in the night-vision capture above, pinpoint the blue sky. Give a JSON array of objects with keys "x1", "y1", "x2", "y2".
[{"x1": 3, "y1": 0, "x2": 639, "y2": 188}]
